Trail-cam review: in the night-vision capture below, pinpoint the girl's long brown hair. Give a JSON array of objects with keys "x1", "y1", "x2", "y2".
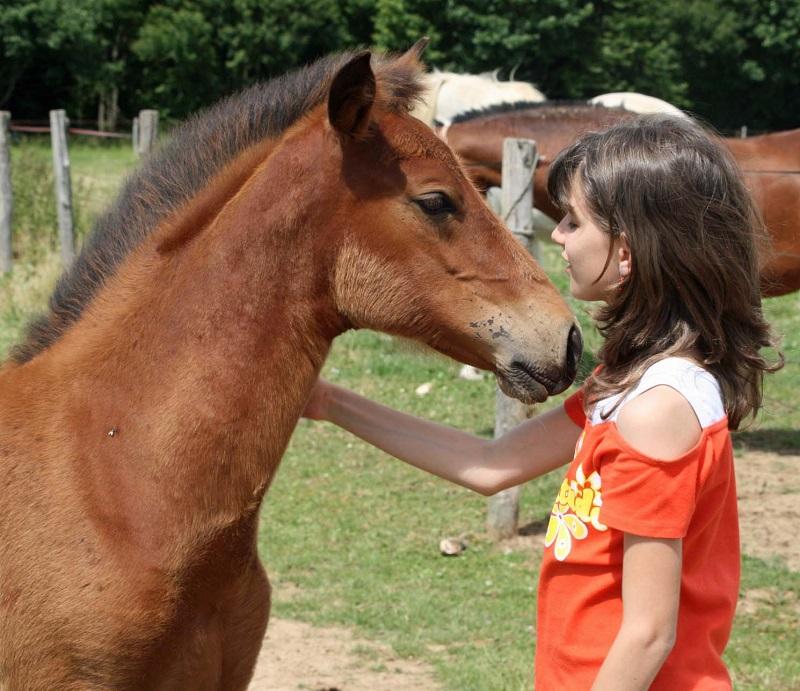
[{"x1": 547, "y1": 115, "x2": 783, "y2": 429}]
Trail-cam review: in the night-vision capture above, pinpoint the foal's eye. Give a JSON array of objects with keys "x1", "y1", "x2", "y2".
[{"x1": 414, "y1": 192, "x2": 456, "y2": 218}]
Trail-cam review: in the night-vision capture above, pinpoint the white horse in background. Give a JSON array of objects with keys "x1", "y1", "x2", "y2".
[
  {"x1": 588, "y1": 92, "x2": 687, "y2": 118},
  {"x1": 411, "y1": 69, "x2": 546, "y2": 126}
]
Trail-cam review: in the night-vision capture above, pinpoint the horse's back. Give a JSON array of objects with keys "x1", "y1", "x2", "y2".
[
  {"x1": 589, "y1": 92, "x2": 686, "y2": 118},
  {"x1": 411, "y1": 70, "x2": 546, "y2": 125},
  {"x1": 437, "y1": 74, "x2": 545, "y2": 123}
]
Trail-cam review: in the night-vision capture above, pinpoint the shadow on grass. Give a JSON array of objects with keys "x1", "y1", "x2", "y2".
[
  {"x1": 733, "y1": 429, "x2": 800, "y2": 454},
  {"x1": 519, "y1": 516, "x2": 550, "y2": 536}
]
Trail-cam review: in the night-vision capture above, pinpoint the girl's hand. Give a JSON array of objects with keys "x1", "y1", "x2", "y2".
[{"x1": 302, "y1": 378, "x2": 334, "y2": 421}]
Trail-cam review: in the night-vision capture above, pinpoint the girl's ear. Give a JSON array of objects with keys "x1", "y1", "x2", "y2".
[{"x1": 618, "y1": 234, "x2": 632, "y2": 278}]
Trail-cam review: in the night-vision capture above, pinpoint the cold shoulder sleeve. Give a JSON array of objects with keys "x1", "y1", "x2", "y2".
[{"x1": 593, "y1": 429, "x2": 706, "y2": 539}]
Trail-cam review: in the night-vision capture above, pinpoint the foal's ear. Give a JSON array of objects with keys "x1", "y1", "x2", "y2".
[
  {"x1": 328, "y1": 51, "x2": 375, "y2": 138},
  {"x1": 400, "y1": 37, "x2": 430, "y2": 64}
]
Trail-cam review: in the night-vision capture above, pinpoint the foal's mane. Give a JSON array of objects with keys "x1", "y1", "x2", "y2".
[
  {"x1": 11, "y1": 50, "x2": 423, "y2": 365},
  {"x1": 447, "y1": 100, "x2": 630, "y2": 126}
]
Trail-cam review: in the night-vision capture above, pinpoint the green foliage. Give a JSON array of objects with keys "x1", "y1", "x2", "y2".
[
  {"x1": 3, "y1": 1, "x2": 800, "y2": 135},
  {"x1": 132, "y1": 5, "x2": 220, "y2": 118},
  {"x1": 0, "y1": 0, "x2": 153, "y2": 126},
  {"x1": 393, "y1": 0, "x2": 597, "y2": 95},
  {"x1": 0, "y1": 0, "x2": 43, "y2": 101},
  {"x1": 372, "y1": 0, "x2": 444, "y2": 60},
  {"x1": 587, "y1": 1, "x2": 689, "y2": 106},
  {"x1": 723, "y1": 0, "x2": 800, "y2": 130},
  {"x1": 219, "y1": 0, "x2": 351, "y2": 83}
]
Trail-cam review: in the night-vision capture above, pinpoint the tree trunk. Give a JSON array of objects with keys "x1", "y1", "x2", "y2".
[{"x1": 98, "y1": 86, "x2": 120, "y2": 132}]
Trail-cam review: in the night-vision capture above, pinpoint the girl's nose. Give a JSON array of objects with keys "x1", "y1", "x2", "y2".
[{"x1": 551, "y1": 222, "x2": 566, "y2": 246}]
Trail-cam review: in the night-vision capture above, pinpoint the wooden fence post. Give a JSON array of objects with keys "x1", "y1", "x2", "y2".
[
  {"x1": 487, "y1": 138, "x2": 539, "y2": 541},
  {"x1": 132, "y1": 117, "x2": 139, "y2": 154},
  {"x1": 137, "y1": 110, "x2": 158, "y2": 156},
  {"x1": 49, "y1": 109, "x2": 74, "y2": 265},
  {"x1": 0, "y1": 112, "x2": 12, "y2": 273}
]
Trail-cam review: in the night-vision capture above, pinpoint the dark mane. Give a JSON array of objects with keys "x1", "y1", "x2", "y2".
[
  {"x1": 11, "y1": 50, "x2": 422, "y2": 364},
  {"x1": 447, "y1": 100, "x2": 629, "y2": 125}
]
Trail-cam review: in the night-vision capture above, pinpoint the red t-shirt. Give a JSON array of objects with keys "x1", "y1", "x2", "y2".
[{"x1": 535, "y1": 382, "x2": 739, "y2": 690}]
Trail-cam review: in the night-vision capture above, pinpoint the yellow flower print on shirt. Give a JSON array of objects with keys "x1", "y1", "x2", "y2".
[{"x1": 545, "y1": 464, "x2": 608, "y2": 561}]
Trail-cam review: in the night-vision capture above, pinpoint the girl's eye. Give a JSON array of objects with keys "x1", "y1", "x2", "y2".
[{"x1": 414, "y1": 192, "x2": 456, "y2": 218}]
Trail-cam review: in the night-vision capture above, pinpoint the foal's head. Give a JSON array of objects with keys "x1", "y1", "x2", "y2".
[{"x1": 321, "y1": 46, "x2": 581, "y2": 402}]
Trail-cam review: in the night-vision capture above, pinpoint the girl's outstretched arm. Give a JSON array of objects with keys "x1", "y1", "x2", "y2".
[{"x1": 303, "y1": 379, "x2": 581, "y2": 495}]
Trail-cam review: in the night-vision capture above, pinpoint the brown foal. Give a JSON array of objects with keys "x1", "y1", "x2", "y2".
[{"x1": 0, "y1": 44, "x2": 580, "y2": 690}]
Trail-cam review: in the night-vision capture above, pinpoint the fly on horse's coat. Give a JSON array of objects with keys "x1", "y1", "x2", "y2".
[{"x1": 0, "y1": 42, "x2": 581, "y2": 690}]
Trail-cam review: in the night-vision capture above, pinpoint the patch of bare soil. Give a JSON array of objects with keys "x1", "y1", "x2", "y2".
[
  {"x1": 247, "y1": 618, "x2": 440, "y2": 691},
  {"x1": 735, "y1": 450, "x2": 800, "y2": 571},
  {"x1": 736, "y1": 586, "x2": 799, "y2": 618}
]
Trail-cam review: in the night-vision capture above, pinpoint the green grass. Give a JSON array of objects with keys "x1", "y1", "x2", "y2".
[
  {"x1": 261, "y1": 327, "x2": 799, "y2": 691},
  {"x1": 728, "y1": 556, "x2": 800, "y2": 689},
  {"x1": 0, "y1": 138, "x2": 137, "y2": 355},
  {"x1": 262, "y1": 333, "x2": 557, "y2": 689},
  {"x1": 1, "y1": 140, "x2": 798, "y2": 690}
]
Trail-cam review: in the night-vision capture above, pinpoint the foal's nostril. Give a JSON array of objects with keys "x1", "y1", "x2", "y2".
[{"x1": 566, "y1": 324, "x2": 583, "y2": 378}]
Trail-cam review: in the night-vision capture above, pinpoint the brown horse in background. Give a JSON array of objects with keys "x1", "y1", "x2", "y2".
[
  {"x1": 441, "y1": 102, "x2": 636, "y2": 220},
  {"x1": 724, "y1": 127, "x2": 800, "y2": 171},
  {"x1": 0, "y1": 45, "x2": 581, "y2": 690},
  {"x1": 724, "y1": 129, "x2": 800, "y2": 296},
  {"x1": 442, "y1": 102, "x2": 800, "y2": 297}
]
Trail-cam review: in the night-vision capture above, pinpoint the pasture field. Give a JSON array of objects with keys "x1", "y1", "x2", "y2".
[{"x1": 1, "y1": 140, "x2": 798, "y2": 690}]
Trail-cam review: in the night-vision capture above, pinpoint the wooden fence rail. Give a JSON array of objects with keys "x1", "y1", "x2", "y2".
[{"x1": 9, "y1": 125, "x2": 130, "y2": 139}]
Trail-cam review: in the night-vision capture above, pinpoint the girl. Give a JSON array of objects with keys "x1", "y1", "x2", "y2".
[{"x1": 302, "y1": 115, "x2": 781, "y2": 690}]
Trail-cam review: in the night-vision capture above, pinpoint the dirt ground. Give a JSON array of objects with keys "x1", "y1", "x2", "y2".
[
  {"x1": 249, "y1": 618, "x2": 440, "y2": 691},
  {"x1": 248, "y1": 449, "x2": 799, "y2": 691},
  {"x1": 734, "y1": 449, "x2": 800, "y2": 571}
]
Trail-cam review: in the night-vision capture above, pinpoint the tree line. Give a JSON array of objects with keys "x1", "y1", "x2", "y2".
[{"x1": 2, "y1": 0, "x2": 799, "y2": 134}]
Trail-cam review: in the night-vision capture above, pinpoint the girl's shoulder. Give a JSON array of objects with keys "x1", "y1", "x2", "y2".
[{"x1": 591, "y1": 357, "x2": 726, "y2": 430}]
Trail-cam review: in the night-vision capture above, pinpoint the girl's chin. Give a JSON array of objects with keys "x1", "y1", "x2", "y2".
[
  {"x1": 569, "y1": 284, "x2": 602, "y2": 302},
  {"x1": 567, "y1": 277, "x2": 586, "y2": 300}
]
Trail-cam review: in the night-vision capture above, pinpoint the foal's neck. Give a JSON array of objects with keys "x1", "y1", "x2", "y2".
[{"x1": 51, "y1": 142, "x2": 340, "y2": 544}]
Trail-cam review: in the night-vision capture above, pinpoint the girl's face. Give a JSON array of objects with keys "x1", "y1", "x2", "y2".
[{"x1": 551, "y1": 180, "x2": 628, "y2": 302}]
